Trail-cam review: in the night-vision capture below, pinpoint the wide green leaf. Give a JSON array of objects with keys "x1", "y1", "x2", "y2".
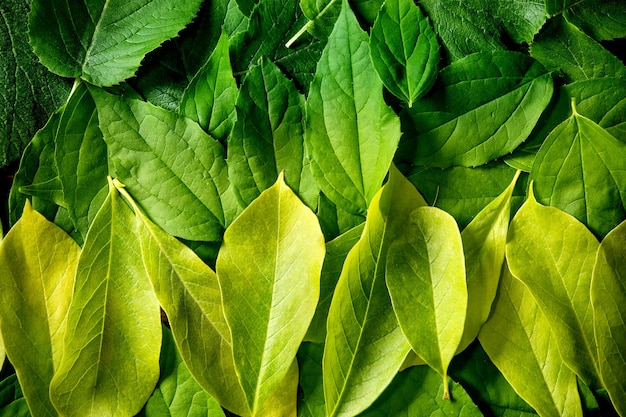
[
  {"x1": 49, "y1": 180, "x2": 161, "y2": 417},
  {"x1": 91, "y1": 88, "x2": 234, "y2": 241},
  {"x1": 530, "y1": 100, "x2": 626, "y2": 237},
  {"x1": 306, "y1": 0, "x2": 401, "y2": 215},
  {"x1": 216, "y1": 173, "x2": 325, "y2": 415},
  {"x1": 402, "y1": 51, "x2": 553, "y2": 168},
  {"x1": 368, "y1": 0, "x2": 439, "y2": 107},
  {"x1": 591, "y1": 220, "x2": 626, "y2": 416},
  {"x1": 228, "y1": 57, "x2": 318, "y2": 209},
  {"x1": 479, "y1": 262, "x2": 583, "y2": 417},
  {"x1": 28, "y1": 0, "x2": 204, "y2": 86},
  {"x1": 0, "y1": 200, "x2": 80, "y2": 417},
  {"x1": 323, "y1": 165, "x2": 426, "y2": 417},
  {"x1": 458, "y1": 170, "x2": 520, "y2": 351},
  {"x1": 506, "y1": 187, "x2": 601, "y2": 388},
  {"x1": 560, "y1": 0, "x2": 626, "y2": 41},
  {"x1": 386, "y1": 206, "x2": 467, "y2": 398}
]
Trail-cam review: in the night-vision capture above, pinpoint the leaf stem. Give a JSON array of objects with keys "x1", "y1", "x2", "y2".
[{"x1": 286, "y1": 20, "x2": 314, "y2": 48}]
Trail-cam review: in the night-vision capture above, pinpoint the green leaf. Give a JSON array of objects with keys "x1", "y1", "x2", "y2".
[
  {"x1": 306, "y1": 0, "x2": 401, "y2": 215},
  {"x1": 216, "y1": 173, "x2": 325, "y2": 414},
  {"x1": 323, "y1": 165, "x2": 426, "y2": 417},
  {"x1": 0, "y1": 200, "x2": 80, "y2": 417},
  {"x1": 138, "y1": 325, "x2": 226, "y2": 417},
  {"x1": 402, "y1": 51, "x2": 553, "y2": 168},
  {"x1": 295, "y1": 0, "x2": 341, "y2": 43},
  {"x1": 228, "y1": 57, "x2": 318, "y2": 209},
  {"x1": 530, "y1": 100, "x2": 626, "y2": 237},
  {"x1": 91, "y1": 88, "x2": 234, "y2": 241},
  {"x1": 28, "y1": 0, "x2": 204, "y2": 86},
  {"x1": 0, "y1": 374, "x2": 30, "y2": 417},
  {"x1": 297, "y1": 342, "x2": 325, "y2": 417},
  {"x1": 505, "y1": 187, "x2": 601, "y2": 388},
  {"x1": 386, "y1": 206, "x2": 467, "y2": 399},
  {"x1": 530, "y1": 17, "x2": 626, "y2": 83},
  {"x1": 369, "y1": 0, "x2": 439, "y2": 107},
  {"x1": 0, "y1": 0, "x2": 71, "y2": 167},
  {"x1": 180, "y1": 30, "x2": 238, "y2": 143},
  {"x1": 49, "y1": 180, "x2": 161, "y2": 417},
  {"x1": 458, "y1": 170, "x2": 520, "y2": 352},
  {"x1": 479, "y1": 262, "x2": 584, "y2": 417},
  {"x1": 591, "y1": 220, "x2": 626, "y2": 416},
  {"x1": 562, "y1": 0, "x2": 626, "y2": 41}
]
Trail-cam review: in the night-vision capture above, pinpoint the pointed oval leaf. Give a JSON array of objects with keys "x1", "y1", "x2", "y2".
[
  {"x1": 386, "y1": 206, "x2": 467, "y2": 398},
  {"x1": 506, "y1": 187, "x2": 601, "y2": 388},
  {"x1": 369, "y1": 0, "x2": 439, "y2": 107},
  {"x1": 591, "y1": 220, "x2": 626, "y2": 416},
  {"x1": 49, "y1": 181, "x2": 161, "y2": 417},
  {"x1": 305, "y1": 0, "x2": 401, "y2": 215},
  {"x1": 479, "y1": 263, "x2": 583, "y2": 417},
  {"x1": 28, "y1": 0, "x2": 204, "y2": 86},
  {"x1": 216, "y1": 174, "x2": 325, "y2": 414},
  {"x1": 0, "y1": 201, "x2": 80, "y2": 417},
  {"x1": 323, "y1": 165, "x2": 426, "y2": 417}
]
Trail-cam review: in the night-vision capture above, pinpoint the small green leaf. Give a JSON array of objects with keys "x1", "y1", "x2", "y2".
[
  {"x1": 306, "y1": 0, "x2": 401, "y2": 215},
  {"x1": 0, "y1": 201, "x2": 80, "y2": 417},
  {"x1": 0, "y1": 374, "x2": 31, "y2": 417},
  {"x1": 369, "y1": 0, "x2": 439, "y2": 107},
  {"x1": 28, "y1": 0, "x2": 204, "y2": 86},
  {"x1": 479, "y1": 262, "x2": 584, "y2": 417},
  {"x1": 591, "y1": 220, "x2": 626, "y2": 416},
  {"x1": 297, "y1": 343, "x2": 325, "y2": 417},
  {"x1": 323, "y1": 165, "x2": 426, "y2": 417},
  {"x1": 216, "y1": 173, "x2": 325, "y2": 415},
  {"x1": 506, "y1": 186, "x2": 601, "y2": 388},
  {"x1": 386, "y1": 206, "x2": 467, "y2": 399},
  {"x1": 402, "y1": 51, "x2": 553, "y2": 168},
  {"x1": 50, "y1": 180, "x2": 161, "y2": 417}
]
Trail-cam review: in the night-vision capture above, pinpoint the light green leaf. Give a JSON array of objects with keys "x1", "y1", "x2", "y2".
[
  {"x1": 591, "y1": 220, "x2": 626, "y2": 416},
  {"x1": 138, "y1": 325, "x2": 226, "y2": 417},
  {"x1": 458, "y1": 170, "x2": 520, "y2": 352},
  {"x1": 402, "y1": 51, "x2": 553, "y2": 168},
  {"x1": 530, "y1": 17, "x2": 626, "y2": 83},
  {"x1": 505, "y1": 187, "x2": 601, "y2": 388},
  {"x1": 306, "y1": 0, "x2": 401, "y2": 215},
  {"x1": 386, "y1": 206, "x2": 467, "y2": 399},
  {"x1": 479, "y1": 262, "x2": 584, "y2": 417},
  {"x1": 0, "y1": 374, "x2": 31, "y2": 417},
  {"x1": 323, "y1": 165, "x2": 426, "y2": 417},
  {"x1": 113, "y1": 181, "x2": 248, "y2": 416},
  {"x1": 180, "y1": 30, "x2": 238, "y2": 143},
  {"x1": 0, "y1": 200, "x2": 80, "y2": 417},
  {"x1": 216, "y1": 173, "x2": 325, "y2": 415},
  {"x1": 530, "y1": 99, "x2": 626, "y2": 237},
  {"x1": 28, "y1": 0, "x2": 204, "y2": 86},
  {"x1": 91, "y1": 88, "x2": 234, "y2": 241},
  {"x1": 369, "y1": 0, "x2": 439, "y2": 107},
  {"x1": 228, "y1": 57, "x2": 318, "y2": 209},
  {"x1": 49, "y1": 180, "x2": 161, "y2": 417}
]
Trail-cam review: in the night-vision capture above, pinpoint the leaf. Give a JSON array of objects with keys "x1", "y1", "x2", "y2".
[
  {"x1": 505, "y1": 186, "x2": 601, "y2": 388},
  {"x1": 458, "y1": 170, "x2": 520, "y2": 352},
  {"x1": 323, "y1": 165, "x2": 426, "y2": 417},
  {"x1": 561, "y1": 0, "x2": 626, "y2": 41},
  {"x1": 591, "y1": 220, "x2": 626, "y2": 416},
  {"x1": 530, "y1": 99, "x2": 626, "y2": 237},
  {"x1": 530, "y1": 17, "x2": 626, "y2": 83},
  {"x1": 180, "y1": 30, "x2": 238, "y2": 143},
  {"x1": 0, "y1": 200, "x2": 80, "y2": 417},
  {"x1": 306, "y1": 0, "x2": 401, "y2": 215},
  {"x1": 228, "y1": 57, "x2": 318, "y2": 209},
  {"x1": 138, "y1": 325, "x2": 226, "y2": 417},
  {"x1": 0, "y1": 0, "x2": 71, "y2": 167},
  {"x1": 28, "y1": 0, "x2": 204, "y2": 86},
  {"x1": 295, "y1": 0, "x2": 341, "y2": 43},
  {"x1": 369, "y1": 0, "x2": 439, "y2": 107},
  {"x1": 216, "y1": 173, "x2": 325, "y2": 415},
  {"x1": 0, "y1": 374, "x2": 30, "y2": 417},
  {"x1": 113, "y1": 181, "x2": 248, "y2": 416},
  {"x1": 386, "y1": 206, "x2": 467, "y2": 399},
  {"x1": 297, "y1": 343, "x2": 325, "y2": 417},
  {"x1": 91, "y1": 88, "x2": 234, "y2": 241},
  {"x1": 49, "y1": 180, "x2": 161, "y2": 417},
  {"x1": 479, "y1": 262, "x2": 584, "y2": 417},
  {"x1": 401, "y1": 50, "x2": 554, "y2": 168}
]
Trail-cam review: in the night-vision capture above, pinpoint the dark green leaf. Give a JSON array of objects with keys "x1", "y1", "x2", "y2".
[
  {"x1": 563, "y1": 0, "x2": 626, "y2": 41},
  {"x1": 0, "y1": 374, "x2": 30, "y2": 417}
]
